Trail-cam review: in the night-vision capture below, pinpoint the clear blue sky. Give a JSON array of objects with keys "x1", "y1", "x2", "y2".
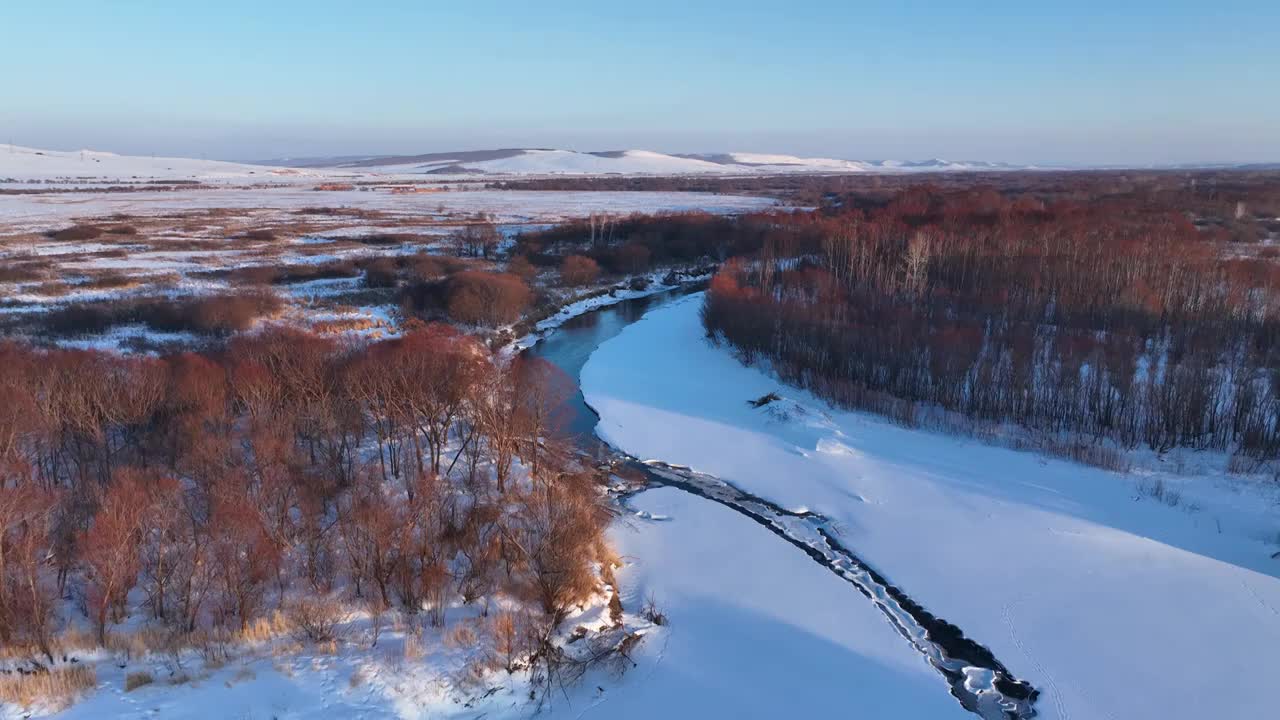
[{"x1": 4, "y1": 0, "x2": 1277, "y2": 164}]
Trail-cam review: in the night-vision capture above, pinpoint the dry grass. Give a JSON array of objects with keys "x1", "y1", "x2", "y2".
[
  {"x1": 403, "y1": 631, "x2": 425, "y2": 662},
  {"x1": 0, "y1": 665, "x2": 97, "y2": 711},
  {"x1": 29, "y1": 281, "x2": 72, "y2": 297},
  {"x1": 228, "y1": 666, "x2": 256, "y2": 686},
  {"x1": 80, "y1": 271, "x2": 142, "y2": 291},
  {"x1": 241, "y1": 610, "x2": 293, "y2": 644},
  {"x1": 309, "y1": 317, "x2": 389, "y2": 335},
  {"x1": 444, "y1": 622, "x2": 480, "y2": 650},
  {"x1": 271, "y1": 640, "x2": 305, "y2": 657},
  {"x1": 124, "y1": 671, "x2": 154, "y2": 692},
  {"x1": 103, "y1": 627, "x2": 173, "y2": 660},
  {"x1": 0, "y1": 258, "x2": 53, "y2": 283},
  {"x1": 0, "y1": 628, "x2": 98, "y2": 663}
]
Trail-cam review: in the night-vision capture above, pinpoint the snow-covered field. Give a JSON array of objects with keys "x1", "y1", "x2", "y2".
[
  {"x1": 0, "y1": 188, "x2": 775, "y2": 234},
  {"x1": 0, "y1": 184, "x2": 772, "y2": 349},
  {"x1": 582, "y1": 293, "x2": 1280, "y2": 720}
]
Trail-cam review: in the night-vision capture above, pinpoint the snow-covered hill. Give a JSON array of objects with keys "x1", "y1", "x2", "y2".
[
  {"x1": 343, "y1": 148, "x2": 1034, "y2": 176},
  {"x1": 0, "y1": 144, "x2": 316, "y2": 183},
  {"x1": 0, "y1": 144, "x2": 1044, "y2": 182},
  {"x1": 7, "y1": 144, "x2": 1274, "y2": 183}
]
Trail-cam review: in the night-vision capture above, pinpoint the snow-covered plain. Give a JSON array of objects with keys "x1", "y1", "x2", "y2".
[
  {"x1": 582, "y1": 293, "x2": 1280, "y2": 720},
  {"x1": 0, "y1": 188, "x2": 775, "y2": 234}
]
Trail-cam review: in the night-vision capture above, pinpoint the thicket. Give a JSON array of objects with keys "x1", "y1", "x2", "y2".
[
  {"x1": 38, "y1": 291, "x2": 284, "y2": 337},
  {"x1": 0, "y1": 327, "x2": 611, "y2": 660}
]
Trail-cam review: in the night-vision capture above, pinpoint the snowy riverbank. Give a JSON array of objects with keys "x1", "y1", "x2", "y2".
[{"x1": 581, "y1": 292, "x2": 1280, "y2": 720}]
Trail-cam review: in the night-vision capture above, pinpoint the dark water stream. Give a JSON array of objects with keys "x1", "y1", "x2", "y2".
[{"x1": 522, "y1": 285, "x2": 1040, "y2": 720}]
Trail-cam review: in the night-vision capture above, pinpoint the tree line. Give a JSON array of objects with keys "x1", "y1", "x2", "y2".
[{"x1": 701, "y1": 184, "x2": 1280, "y2": 464}]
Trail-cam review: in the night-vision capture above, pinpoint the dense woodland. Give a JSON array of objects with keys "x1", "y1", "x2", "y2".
[
  {"x1": 0, "y1": 326, "x2": 614, "y2": 669},
  {"x1": 701, "y1": 179, "x2": 1280, "y2": 465}
]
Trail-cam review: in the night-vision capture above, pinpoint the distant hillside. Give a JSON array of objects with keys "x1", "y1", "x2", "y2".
[{"x1": 280, "y1": 148, "x2": 1043, "y2": 175}]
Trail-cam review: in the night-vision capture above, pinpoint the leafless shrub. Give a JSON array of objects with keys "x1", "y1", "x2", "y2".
[
  {"x1": 559, "y1": 255, "x2": 600, "y2": 286},
  {"x1": 0, "y1": 259, "x2": 53, "y2": 283},
  {"x1": 225, "y1": 265, "x2": 280, "y2": 285},
  {"x1": 507, "y1": 254, "x2": 538, "y2": 281},
  {"x1": 293, "y1": 206, "x2": 374, "y2": 217},
  {"x1": 353, "y1": 233, "x2": 414, "y2": 246},
  {"x1": 80, "y1": 272, "x2": 140, "y2": 291},
  {"x1": 30, "y1": 282, "x2": 71, "y2": 297},
  {"x1": 1042, "y1": 440, "x2": 1132, "y2": 473},
  {"x1": 1227, "y1": 453, "x2": 1263, "y2": 474},
  {"x1": 287, "y1": 597, "x2": 342, "y2": 644},
  {"x1": 47, "y1": 224, "x2": 102, "y2": 242},
  {"x1": 362, "y1": 257, "x2": 400, "y2": 288},
  {"x1": 41, "y1": 290, "x2": 284, "y2": 336},
  {"x1": 641, "y1": 594, "x2": 666, "y2": 626},
  {"x1": 367, "y1": 597, "x2": 388, "y2": 649},
  {"x1": 446, "y1": 271, "x2": 531, "y2": 326},
  {"x1": 524, "y1": 621, "x2": 643, "y2": 710}
]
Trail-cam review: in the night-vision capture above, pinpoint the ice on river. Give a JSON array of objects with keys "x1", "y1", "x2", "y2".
[{"x1": 581, "y1": 292, "x2": 1280, "y2": 720}]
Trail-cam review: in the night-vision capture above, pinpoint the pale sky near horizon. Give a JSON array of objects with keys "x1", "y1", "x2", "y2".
[{"x1": 3, "y1": 1, "x2": 1277, "y2": 164}]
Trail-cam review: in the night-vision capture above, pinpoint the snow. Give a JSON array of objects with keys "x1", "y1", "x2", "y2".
[
  {"x1": 56, "y1": 324, "x2": 204, "y2": 353},
  {"x1": 385, "y1": 149, "x2": 734, "y2": 176},
  {"x1": 581, "y1": 488, "x2": 969, "y2": 719},
  {"x1": 581, "y1": 293, "x2": 1280, "y2": 720},
  {"x1": 32, "y1": 487, "x2": 967, "y2": 720},
  {"x1": 357, "y1": 148, "x2": 1034, "y2": 177},
  {"x1": 0, "y1": 144, "x2": 1047, "y2": 187},
  {"x1": 697, "y1": 151, "x2": 873, "y2": 171},
  {"x1": 0, "y1": 144, "x2": 314, "y2": 184},
  {"x1": 0, "y1": 188, "x2": 775, "y2": 233}
]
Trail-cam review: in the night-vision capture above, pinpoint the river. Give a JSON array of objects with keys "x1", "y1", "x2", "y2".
[{"x1": 522, "y1": 285, "x2": 1041, "y2": 720}]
